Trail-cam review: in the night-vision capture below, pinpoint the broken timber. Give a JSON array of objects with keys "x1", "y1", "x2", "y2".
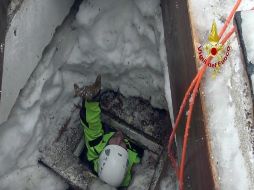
[{"x1": 39, "y1": 91, "x2": 172, "y2": 190}]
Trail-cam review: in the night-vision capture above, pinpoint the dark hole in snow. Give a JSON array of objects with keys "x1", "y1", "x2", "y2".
[{"x1": 40, "y1": 89, "x2": 171, "y2": 190}]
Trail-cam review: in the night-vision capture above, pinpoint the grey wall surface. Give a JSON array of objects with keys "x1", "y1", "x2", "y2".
[{"x1": 0, "y1": 0, "x2": 9, "y2": 99}]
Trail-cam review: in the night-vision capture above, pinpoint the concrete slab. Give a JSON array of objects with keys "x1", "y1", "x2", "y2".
[{"x1": 39, "y1": 110, "x2": 96, "y2": 190}]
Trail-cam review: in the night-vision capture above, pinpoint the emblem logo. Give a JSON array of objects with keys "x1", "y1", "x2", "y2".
[{"x1": 197, "y1": 21, "x2": 231, "y2": 78}]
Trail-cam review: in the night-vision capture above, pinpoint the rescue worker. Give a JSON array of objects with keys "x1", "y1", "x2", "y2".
[{"x1": 74, "y1": 75, "x2": 140, "y2": 188}]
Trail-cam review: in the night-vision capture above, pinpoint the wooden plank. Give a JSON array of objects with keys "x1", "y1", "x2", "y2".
[
  {"x1": 160, "y1": 0, "x2": 216, "y2": 189},
  {"x1": 101, "y1": 114, "x2": 163, "y2": 154},
  {"x1": 100, "y1": 90, "x2": 171, "y2": 145}
]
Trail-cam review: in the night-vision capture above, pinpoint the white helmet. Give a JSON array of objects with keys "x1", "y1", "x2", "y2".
[{"x1": 98, "y1": 145, "x2": 128, "y2": 187}]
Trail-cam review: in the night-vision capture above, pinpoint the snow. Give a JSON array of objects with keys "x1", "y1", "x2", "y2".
[
  {"x1": 0, "y1": 0, "x2": 174, "y2": 189},
  {"x1": 241, "y1": 11, "x2": 254, "y2": 94},
  {"x1": 2, "y1": 0, "x2": 254, "y2": 189},
  {"x1": 0, "y1": 0, "x2": 75, "y2": 125},
  {"x1": 241, "y1": 11, "x2": 254, "y2": 64},
  {"x1": 189, "y1": 0, "x2": 254, "y2": 189},
  {"x1": 68, "y1": 0, "x2": 171, "y2": 111}
]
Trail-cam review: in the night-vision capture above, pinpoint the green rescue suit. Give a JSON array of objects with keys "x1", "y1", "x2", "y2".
[{"x1": 80, "y1": 101, "x2": 140, "y2": 187}]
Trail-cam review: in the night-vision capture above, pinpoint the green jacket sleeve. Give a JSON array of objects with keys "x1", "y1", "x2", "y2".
[
  {"x1": 83, "y1": 101, "x2": 104, "y2": 141},
  {"x1": 81, "y1": 101, "x2": 104, "y2": 161},
  {"x1": 121, "y1": 149, "x2": 140, "y2": 187}
]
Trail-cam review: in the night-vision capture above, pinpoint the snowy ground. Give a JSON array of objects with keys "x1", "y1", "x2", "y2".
[
  {"x1": 0, "y1": 0, "x2": 174, "y2": 189},
  {"x1": 189, "y1": 0, "x2": 254, "y2": 189}
]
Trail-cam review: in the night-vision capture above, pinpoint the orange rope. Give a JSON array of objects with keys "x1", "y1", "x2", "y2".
[
  {"x1": 179, "y1": 25, "x2": 236, "y2": 188},
  {"x1": 219, "y1": 0, "x2": 242, "y2": 38},
  {"x1": 178, "y1": 62, "x2": 209, "y2": 190},
  {"x1": 168, "y1": 1, "x2": 242, "y2": 189},
  {"x1": 220, "y1": 26, "x2": 236, "y2": 45},
  {"x1": 168, "y1": 72, "x2": 200, "y2": 171}
]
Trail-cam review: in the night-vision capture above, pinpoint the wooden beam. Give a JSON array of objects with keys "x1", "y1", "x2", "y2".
[
  {"x1": 101, "y1": 113, "x2": 163, "y2": 155},
  {"x1": 160, "y1": 0, "x2": 216, "y2": 189}
]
